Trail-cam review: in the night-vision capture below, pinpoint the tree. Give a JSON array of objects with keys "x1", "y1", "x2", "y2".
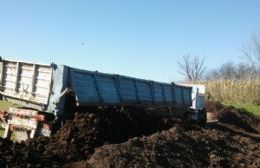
[
  {"x1": 218, "y1": 62, "x2": 238, "y2": 79},
  {"x1": 236, "y1": 63, "x2": 254, "y2": 80},
  {"x1": 205, "y1": 62, "x2": 255, "y2": 80},
  {"x1": 177, "y1": 54, "x2": 206, "y2": 82},
  {"x1": 241, "y1": 33, "x2": 260, "y2": 78}
]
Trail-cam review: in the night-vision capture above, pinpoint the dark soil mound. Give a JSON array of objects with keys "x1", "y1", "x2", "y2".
[
  {"x1": 69, "y1": 124, "x2": 260, "y2": 168},
  {"x1": 0, "y1": 103, "x2": 259, "y2": 167},
  {"x1": 0, "y1": 107, "x2": 180, "y2": 167},
  {"x1": 206, "y1": 101, "x2": 260, "y2": 133},
  {"x1": 206, "y1": 101, "x2": 224, "y2": 113}
]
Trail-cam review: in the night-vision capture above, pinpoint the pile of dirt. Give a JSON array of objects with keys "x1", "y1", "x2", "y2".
[
  {"x1": 0, "y1": 107, "x2": 181, "y2": 167},
  {"x1": 67, "y1": 123, "x2": 260, "y2": 168},
  {"x1": 206, "y1": 101, "x2": 260, "y2": 133},
  {"x1": 0, "y1": 103, "x2": 259, "y2": 167},
  {"x1": 205, "y1": 101, "x2": 225, "y2": 113}
]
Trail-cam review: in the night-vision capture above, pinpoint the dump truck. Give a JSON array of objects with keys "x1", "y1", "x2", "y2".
[{"x1": 0, "y1": 57, "x2": 206, "y2": 141}]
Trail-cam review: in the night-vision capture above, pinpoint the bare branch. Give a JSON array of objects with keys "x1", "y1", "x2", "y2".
[
  {"x1": 240, "y1": 33, "x2": 260, "y2": 78},
  {"x1": 177, "y1": 54, "x2": 206, "y2": 82},
  {"x1": 251, "y1": 34, "x2": 260, "y2": 61}
]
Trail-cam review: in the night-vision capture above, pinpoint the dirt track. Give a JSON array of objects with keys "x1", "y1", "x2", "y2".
[{"x1": 0, "y1": 102, "x2": 259, "y2": 167}]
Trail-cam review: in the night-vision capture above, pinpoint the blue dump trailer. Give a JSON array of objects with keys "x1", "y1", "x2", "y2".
[
  {"x1": 0, "y1": 58, "x2": 193, "y2": 139},
  {"x1": 0, "y1": 58, "x2": 192, "y2": 117}
]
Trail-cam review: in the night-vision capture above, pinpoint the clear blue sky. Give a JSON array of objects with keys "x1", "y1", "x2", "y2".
[{"x1": 0, "y1": 1, "x2": 259, "y2": 82}]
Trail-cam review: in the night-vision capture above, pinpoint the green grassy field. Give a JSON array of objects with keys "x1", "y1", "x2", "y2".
[{"x1": 228, "y1": 104, "x2": 260, "y2": 116}]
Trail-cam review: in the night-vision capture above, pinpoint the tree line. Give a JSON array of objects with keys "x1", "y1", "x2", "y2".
[{"x1": 178, "y1": 33, "x2": 260, "y2": 82}]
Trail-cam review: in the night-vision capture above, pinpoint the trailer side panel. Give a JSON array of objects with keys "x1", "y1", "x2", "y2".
[{"x1": 69, "y1": 67, "x2": 192, "y2": 107}]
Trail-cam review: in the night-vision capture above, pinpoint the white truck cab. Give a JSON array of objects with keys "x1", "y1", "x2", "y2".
[
  {"x1": 190, "y1": 85, "x2": 206, "y2": 122},
  {"x1": 179, "y1": 84, "x2": 206, "y2": 123}
]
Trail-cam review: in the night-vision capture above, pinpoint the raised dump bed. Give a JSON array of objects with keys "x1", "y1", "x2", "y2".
[{"x1": 0, "y1": 58, "x2": 192, "y2": 118}]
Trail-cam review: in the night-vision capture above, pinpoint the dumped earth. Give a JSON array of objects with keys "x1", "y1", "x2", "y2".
[
  {"x1": 0, "y1": 102, "x2": 260, "y2": 167},
  {"x1": 0, "y1": 107, "x2": 181, "y2": 167},
  {"x1": 206, "y1": 101, "x2": 260, "y2": 134}
]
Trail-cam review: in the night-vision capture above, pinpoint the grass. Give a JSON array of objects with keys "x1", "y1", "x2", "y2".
[
  {"x1": 0, "y1": 100, "x2": 19, "y2": 111},
  {"x1": 0, "y1": 100, "x2": 20, "y2": 138},
  {"x1": 201, "y1": 79, "x2": 260, "y2": 105},
  {"x1": 0, "y1": 100, "x2": 13, "y2": 138},
  {"x1": 198, "y1": 79, "x2": 260, "y2": 116},
  {"x1": 0, "y1": 127, "x2": 4, "y2": 137},
  {"x1": 229, "y1": 104, "x2": 260, "y2": 116}
]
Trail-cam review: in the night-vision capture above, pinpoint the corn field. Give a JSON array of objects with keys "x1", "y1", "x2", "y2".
[{"x1": 201, "y1": 79, "x2": 260, "y2": 105}]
